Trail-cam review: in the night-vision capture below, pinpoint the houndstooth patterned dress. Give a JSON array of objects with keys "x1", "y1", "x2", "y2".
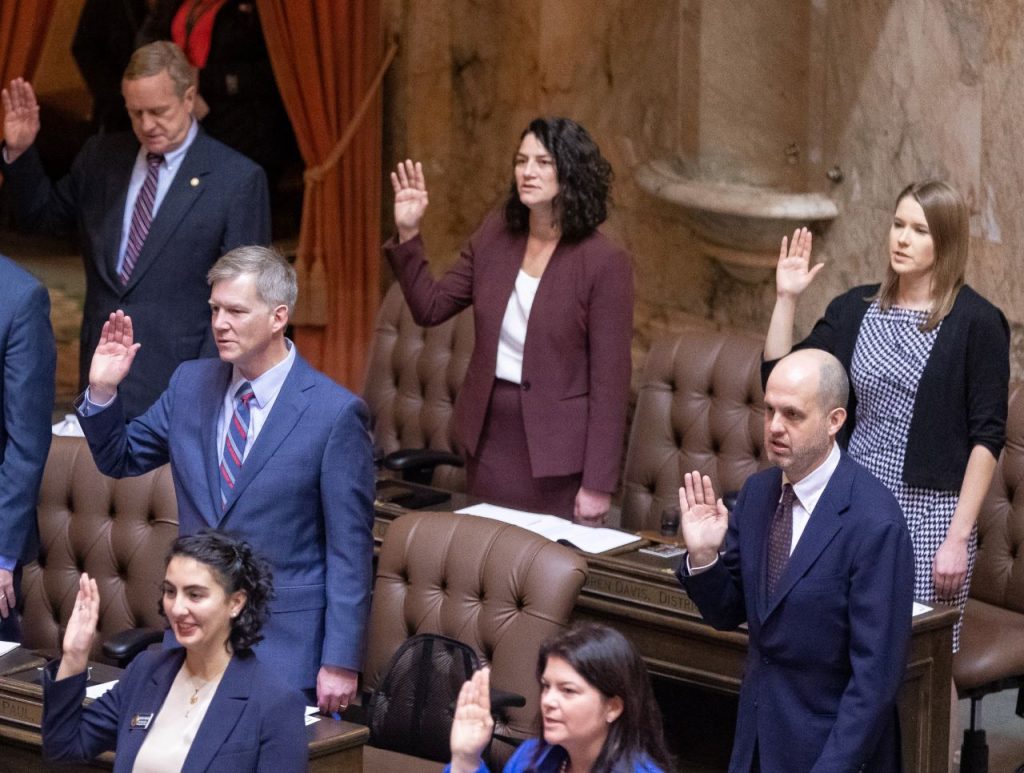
[{"x1": 848, "y1": 302, "x2": 974, "y2": 652}]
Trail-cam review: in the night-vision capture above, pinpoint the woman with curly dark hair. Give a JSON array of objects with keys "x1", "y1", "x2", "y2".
[
  {"x1": 448, "y1": 623, "x2": 673, "y2": 772},
  {"x1": 41, "y1": 530, "x2": 306, "y2": 772},
  {"x1": 386, "y1": 117, "x2": 634, "y2": 524}
]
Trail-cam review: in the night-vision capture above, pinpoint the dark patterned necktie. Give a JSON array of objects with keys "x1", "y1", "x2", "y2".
[
  {"x1": 119, "y1": 152, "x2": 164, "y2": 285},
  {"x1": 766, "y1": 483, "x2": 796, "y2": 597},
  {"x1": 219, "y1": 382, "x2": 255, "y2": 509}
]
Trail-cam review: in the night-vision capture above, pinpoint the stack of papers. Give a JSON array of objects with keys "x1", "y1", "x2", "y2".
[
  {"x1": 455, "y1": 504, "x2": 641, "y2": 554},
  {"x1": 0, "y1": 641, "x2": 18, "y2": 658}
]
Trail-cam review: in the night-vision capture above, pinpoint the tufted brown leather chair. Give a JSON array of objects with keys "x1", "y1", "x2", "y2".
[
  {"x1": 362, "y1": 511, "x2": 588, "y2": 765},
  {"x1": 362, "y1": 283, "x2": 474, "y2": 492},
  {"x1": 619, "y1": 329, "x2": 768, "y2": 532},
  {"x1": 954, "y1": 381, "x2": 1024, "y2": 772},
  {"x1": 20, "y1": 436, "x2": 177, "y2": 663}
]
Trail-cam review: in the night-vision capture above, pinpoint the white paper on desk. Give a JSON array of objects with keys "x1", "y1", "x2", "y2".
[
  {"x1": 912, "y1": 602, "x2": 933, "y2": 617},
  {"x1": 86, "y1": 680, "x2": 118, "y2": 700},
  {"x1": 455, "y1": 503, "x2": 545, "y2": 528},
  {"x1": 0, "y1": 640, "x2": 18, "y2": 657},
  {"x1": 456, "y1": 504, "x2": 642, "y2": 554},
  {"x1": 305, "y1": 706, "x2": 321, "y2": 725},
  {"x1": 52, "y1": 414, "x2": 84, "y2": 437}
]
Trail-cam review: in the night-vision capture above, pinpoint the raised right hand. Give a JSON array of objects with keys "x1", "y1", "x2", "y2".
[
  {"x1": 88, "y1": 311, "x2": 141, "y2": 404},
  {"x1": 775, "y1": 227, "x2": 823, "y2": 299},
  {"x1": 1, "y1": 78, "x2": 41, "y2": 163},
  {"x1": 390, "y1": 159, "x2": 429, "y2": 242},
  {"x1": 679, "y1": 471, "x2": 729, "y2": 567},
  {"x1": 57, "y1": 573, "x2": 100, "y2": 680},
  {"x1": 449, "y1": 668, "x2": 494, "y2": 773}
]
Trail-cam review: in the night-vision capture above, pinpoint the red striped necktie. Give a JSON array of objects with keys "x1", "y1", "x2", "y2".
[{"x1": 219, "y1": 382, "x2": 255, "y2": 510}]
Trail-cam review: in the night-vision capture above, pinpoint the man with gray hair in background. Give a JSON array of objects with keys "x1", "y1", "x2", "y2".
[
  {"x1": 76, "y1": 245, "x2": 374, "y2": 715},
  {"x1": 1, "y1": 41, "x2": 269, "y2": 418}
]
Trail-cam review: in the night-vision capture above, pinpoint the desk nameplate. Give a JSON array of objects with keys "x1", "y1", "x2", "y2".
[
  {"x1": 583, "y1": 565, "x2": 700, "y2": 618},
  {"x1": 0, "y1": 688, "x2": 42, "y2": 729}
]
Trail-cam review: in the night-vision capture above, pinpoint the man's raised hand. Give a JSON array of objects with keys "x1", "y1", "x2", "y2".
[{"x1": 88, "y1": 311, "x2": 141, "y2": 404}]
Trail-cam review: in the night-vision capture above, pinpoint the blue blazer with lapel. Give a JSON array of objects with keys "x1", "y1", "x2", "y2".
[
  {"x1": 42, "y1": 648, "x2": 307, "y2": 772},
  {"x1": 0, "y1": 256, "x2": 55, "y2": 565},
  {"x1": 80, "y1": 353, "x2": 376, "y2": 690},
  {"x1": 679, "y1": 452, "x2": 914, "y2": 773},
  {"x1": 0, "y1": 128, "x2": 270, "y2": 418}
]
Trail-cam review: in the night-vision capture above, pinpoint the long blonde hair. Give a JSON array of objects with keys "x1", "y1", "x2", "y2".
[{"x1": 873, "y1": 180, "x2": 968, "y2": 331}]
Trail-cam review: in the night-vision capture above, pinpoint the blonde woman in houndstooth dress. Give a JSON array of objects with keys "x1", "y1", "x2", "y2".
[{"x1": 763, "y1": 180, "x2": 1009, "y2": 766}]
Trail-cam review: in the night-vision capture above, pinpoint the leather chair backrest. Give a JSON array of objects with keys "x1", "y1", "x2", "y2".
[
  {"x1": 362, "y1": 283, "x2": 474, "y2": 492},
  {"x1": 620, "y1": 329, "x2": 768, "y2": 532},
  {"x1": 970, "y1": 381, "x2": 1024, "y2": 613},
  {"x1": 21, "y1": 437, "x2": 178, "y2": 662},
  {"x1": 363, "y1": 511, "x2": 588, "y2": 741}
]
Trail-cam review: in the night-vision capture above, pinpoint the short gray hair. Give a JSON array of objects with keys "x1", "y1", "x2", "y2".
[
  {"x1": 123, "y1": 41, "x2": 194, "y2": 97},
  {"x1": 207, "y1": 246, "x2": 297, "y2": 313}
]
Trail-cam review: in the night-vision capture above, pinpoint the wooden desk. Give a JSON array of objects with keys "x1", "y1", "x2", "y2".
[
  {"x1": 0, "y1": 651, "x2": 367, "y2": 772},
  {"x1": 373, "y1": 504, "x2": 957, "y2": 773}
]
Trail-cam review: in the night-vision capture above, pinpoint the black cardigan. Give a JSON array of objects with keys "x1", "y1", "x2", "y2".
[{"x1": 762, "y1": 284, "x2": 1010, "y2": 491}]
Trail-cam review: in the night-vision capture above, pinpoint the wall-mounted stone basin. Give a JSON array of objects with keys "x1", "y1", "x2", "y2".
[{"x1": 635, "y1": 159, "x2": 839, "y2": 282}]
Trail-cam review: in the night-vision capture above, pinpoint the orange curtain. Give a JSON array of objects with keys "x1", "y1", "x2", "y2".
[
  {"x1": 0, "y1": 0, "x2": 56, "y2": 123},
  {"x1": 256, "y1": 0, "x2": 390, "y2": 389}
]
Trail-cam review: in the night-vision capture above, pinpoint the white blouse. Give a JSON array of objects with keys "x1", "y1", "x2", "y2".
[
  {"x1": 495, "y1": 269, "x2": 542, "y2": 383},
  {"x1": 132, "y1": 663, "x2": 226, "y2": 773}
]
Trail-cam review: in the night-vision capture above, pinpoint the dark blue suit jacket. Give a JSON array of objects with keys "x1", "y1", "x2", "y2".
[
  {"x1": 0, "y1": 256, "x2": 55, "y2": 567},
  {"x1": 0, "y1": 128, "x2": 270, "y2": 418},
  {"x1": 42, "y1": 648, "x2": 306, "y2": 772},
  {"x1": 80, "y1": 353, "x2": 375, "y2": 690},
  {"x1": 679, "y1": 452, "x2": 914, "y2": 773}
]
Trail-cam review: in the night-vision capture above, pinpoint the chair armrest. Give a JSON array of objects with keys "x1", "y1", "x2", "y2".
[
  {"x1": 102, "y1": 628, "x2": 164, "y2": 667},
  {"x1": 383, "y1": 449, "x2": 464, "y2": 486}
]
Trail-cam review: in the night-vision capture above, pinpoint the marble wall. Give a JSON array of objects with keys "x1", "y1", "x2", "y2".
[{"x1": 382, "y1": 0, "x2": 1024, "y2": 374}]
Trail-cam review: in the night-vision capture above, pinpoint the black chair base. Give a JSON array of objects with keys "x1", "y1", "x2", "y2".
[{"x1": 960, "y1": 728, "x2": 988, "y2": 773}]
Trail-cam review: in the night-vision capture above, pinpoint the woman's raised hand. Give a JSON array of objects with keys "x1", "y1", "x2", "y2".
[
  {"x1": 775, "y1": 227, "x2": 823, "y2": 298},
  {"x1": 391, "y1": 159, "x2": 429, "y2": 242},
  {"x1": 449, "y1": 667, "x2": 494, "y2": 773},
  {"x1": 56, "y1": 573, "x2": 100, "y2": 680}
]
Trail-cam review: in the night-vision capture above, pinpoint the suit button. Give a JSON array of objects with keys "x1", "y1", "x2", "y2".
[{"x1": 521, "y1": 381, "x2": 531, "y2": 391}]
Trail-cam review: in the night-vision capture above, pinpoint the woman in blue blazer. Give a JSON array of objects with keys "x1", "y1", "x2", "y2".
[
  {"x1": 447, "y1": 624, "x2": 673, "y2": 773},
  {"x1": 42, "y1": 531, "x2": 306, "y2": 772}
]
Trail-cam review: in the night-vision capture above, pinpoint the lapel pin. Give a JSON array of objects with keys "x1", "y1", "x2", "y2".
[
  {"x1": 131, "y1": 713, "x2": 154, "y2": 730},
  {"x1": 190, "y1": 177, "x2": 200, "y2": 187}
]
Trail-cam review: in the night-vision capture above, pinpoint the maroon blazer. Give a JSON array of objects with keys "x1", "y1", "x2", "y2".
[{"x1": 383, "y1": 212, "x2": 633, "y2": 493}]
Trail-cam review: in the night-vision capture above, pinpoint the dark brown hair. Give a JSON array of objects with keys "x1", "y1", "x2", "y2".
[{"x1": 503, "y1": 117, "x2": 612, "y2": 241}]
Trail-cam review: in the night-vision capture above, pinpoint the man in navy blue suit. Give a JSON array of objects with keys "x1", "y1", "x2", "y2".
[
  {"x1": 76, "y1": 246, "x2": 374, "y2": 715},
  {"x1": 1, "y1": 41, "x2": 269, "y2": 419},
  {"x1": 0, "y1": 256, "x2": 55, "y2": 642},
  {"x1": 678, "y1": 349, "x2": 914, "y2": 772}
]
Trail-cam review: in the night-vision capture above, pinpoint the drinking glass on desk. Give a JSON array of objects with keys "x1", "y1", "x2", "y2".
[{"x1": 660, "y1": 505, "x2": 681, "y2": 537}]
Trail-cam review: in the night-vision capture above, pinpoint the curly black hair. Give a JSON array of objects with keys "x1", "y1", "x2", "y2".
[
  {"x1": 158, "y1": 530, "x2": 273, "y2": 652},
  {"x1": 503, "y1": 117, "x2": 613, "y2": 241}
]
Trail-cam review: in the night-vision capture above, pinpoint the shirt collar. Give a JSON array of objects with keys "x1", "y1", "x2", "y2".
[
  {"x1": 785, "y1": 441, "x2": 841, "y2": 515},
  {"x1": 139, "y1": 116, "x2": 198, "y2": 167},
  {"x1": 229, "y1": 339, "x2": 295, "y2": 409}
]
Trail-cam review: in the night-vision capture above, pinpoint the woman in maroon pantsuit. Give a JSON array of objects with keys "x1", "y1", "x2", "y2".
[{"x1": 385, "y1": 118, "x2": 633, "y2": 524}]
